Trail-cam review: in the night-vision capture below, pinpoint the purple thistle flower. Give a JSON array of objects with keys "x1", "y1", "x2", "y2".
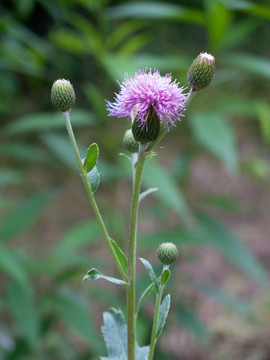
[{"x1": 106, "y1": 69, "x2": 186, "y2": 130}]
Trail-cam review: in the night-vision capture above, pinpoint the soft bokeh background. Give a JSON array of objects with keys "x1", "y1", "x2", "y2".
[{"x1": 1, "y1": 0, "x2": 270, "y2": 359}]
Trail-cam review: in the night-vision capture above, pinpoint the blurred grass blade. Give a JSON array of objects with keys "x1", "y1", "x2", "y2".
[
  {"x1": 0, "y1": 169, "x2": 24, "y2": 186},
  {"x1": 143, "y1": 160, "x2": 192, "y2": 221},
  {"x1": 189, "y1": 112, "x2": 238, "y2": 172},
  {"x1": 176, "y1": 305, "x2": 209, "y2": 344},
  {"x1": 6, "y1": 280, "x2": 39, "y2": 347},
  {"x1": 193, "y1": 280, "x2": 252, "y2": 316},
  {"x1": 51, "y1": 220, "x2": 100, "y2": 256},
  {"x1": 0, "y1": 142, "x2": 53, "y2": 164},
  {"x1": 0, "y1": 245, "x2": 30, "y2": 287},
  {"x1": 54, "y1": 289, "x2": 104, "y2": 353},
  {"x1": 1, "y1": 110, "x2": 96, "y2": 137},
  {"x1": 106, "y1": 2, "x2": 205, "y2": 24},
  {"x1": 0, "y1": 191, "x2": 55, "y2": 242}
]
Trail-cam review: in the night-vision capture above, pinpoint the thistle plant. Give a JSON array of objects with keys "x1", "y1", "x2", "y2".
[{"x1": 51, "y1": 52, "x2": 215, "y2": 360}]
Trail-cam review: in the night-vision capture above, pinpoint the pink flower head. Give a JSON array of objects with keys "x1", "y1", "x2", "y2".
[{"x1": 106, "y1": 69, "x2": 186, "y2": 129}]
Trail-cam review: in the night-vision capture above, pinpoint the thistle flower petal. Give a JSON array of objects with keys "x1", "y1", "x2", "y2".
[{"x1": 106, "y1": 69, "x2": 186, "y2": 130}]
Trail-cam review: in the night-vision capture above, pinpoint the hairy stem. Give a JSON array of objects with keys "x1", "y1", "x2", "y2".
[
  {"x1": 127, "y1": 144, "x2": 146, "y2": 360},
  {"x1": 148, "y1": 285, "x2": 164, "y2": 360},
  {"x1": 63, "y1": 111, "x2": 127, "y2": 281}
]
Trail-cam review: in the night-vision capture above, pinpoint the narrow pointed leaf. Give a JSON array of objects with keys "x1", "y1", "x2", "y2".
[
  {"x1": 139, "y1": 187, "x2": 158, "y2": 203},
  {"x1": 110, "y1": 238, "x2": 128, "y2": 275},
  {"x1": 139, "y1": 258, "x2": 159, "y2": 291},
  {"x1": 156, "y1": 294, "x2": 170, "y2": 339},
  {"x1": 83, "y1": 268, "x2": 127, "y2": 285},
  {"x1": 84, "y1": 143, "x2": 99, "y2": 172},
  {"x1": 136, "y1": 282, "x2": 155, "y2": 314}
]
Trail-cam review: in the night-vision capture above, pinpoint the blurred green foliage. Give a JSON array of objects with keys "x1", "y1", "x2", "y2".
[{"x1": 1, "y1": 0, "x2": 270, "y2": 359}]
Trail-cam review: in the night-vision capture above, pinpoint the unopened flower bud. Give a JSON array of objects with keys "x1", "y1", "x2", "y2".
[
  {"x1": 123, "y1": 129, "x2": 139, "y2": 153},
  {"x1": 51, "y1": 79, "x2": 76, "y2": 112},
  {"x1": 187, "y1": 52, "x2": 215, "y2": 91},
  {"x1": 157, "y1": 242, "x2": 178, "y2": 265},
  {"x1": 132, "y1": 107, "x2": 160, "y2": 144}
]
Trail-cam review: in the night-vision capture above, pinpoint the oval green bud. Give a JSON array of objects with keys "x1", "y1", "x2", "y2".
[
  {"x1": 187, "y1": 52, "x2": 215, "y2": 91},
  {"x1": 123, "y1": 129, "x2": 139, "y2": 153},
  {"x1": 132, "y1": 107, "x2": 160, "y2": 144},
  {"x1": 51, "y1": 79, "x2": 76, "y2": 112},
  {"x1": 157, "y1": 242, "x2": 178, "y2": 265}
]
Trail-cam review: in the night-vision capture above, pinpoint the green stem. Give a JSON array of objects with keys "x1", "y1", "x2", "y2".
[
  {"x1": 63, "y1": 111, "x2": 127, "y2": 281},
  {"x1": 148, "y1": 285, "x2": 164, "y2": 360},
  {"x1": 127, "y1": 144, "x2": 146, "y2": 360}
]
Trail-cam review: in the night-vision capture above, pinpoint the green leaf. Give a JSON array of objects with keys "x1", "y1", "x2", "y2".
[
  {"x1": 176, "y1": 305, "x2": 209, "y2": 345},
  {"x1": 0, "y1": 142, "x2": 52, "y2": 164},
  {"x1": 87, "y1": 165, "x2": 100, "y2": 193},
  {"x1": 190, "y1": 112, "x2": 238, "y2": 172},
  {"x1": 139, "y1": 187, "x2": 158, "y2": 203},
  {"x1": 139, "y1": 258, "x2": 159, "y2": 291},
  {"x1": 84, "y1": 143, "x2": 99, "y2": 173},
  {"x1": 136, "y1": 282, "x2": 155, "y2": 315},
  {"x1": 143, "y1": 160, "x2": 192, "y2": 221},
  {"x1": 110, "y1": 238, "x2": 128, "y2": 275},
  {"x1": 0, "y1": 191, "x2": 55, "y2": 242},
  {"x1": 6, "y1": 280, "x2": 39, "y2": 347},
  {"x1": 101, "y1": 308, "x2": 149, "y2": 360},
  {"x1": 83, "y1": 268, "x2": 127, "y2": 285},
  {"x1": 256, "y1": 102, "x2": 270, "y2": 144},
  {"x1": 161, "y1": 269, "x2": 170, "y2": 287},
  {"x1": 156, "y1": 294, "x2": 171, "y2": 339}
]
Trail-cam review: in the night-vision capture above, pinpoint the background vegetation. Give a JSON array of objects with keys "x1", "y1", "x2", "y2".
[{"x1": 0, "y1": 0, "x2": 270, "y2": 359}]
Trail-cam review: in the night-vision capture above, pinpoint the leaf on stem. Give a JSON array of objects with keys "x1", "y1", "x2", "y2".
[
  {"x1": 87, "y1": 165, "x2": 100, "y2": 193},
  {"x1": 84, "y1": 143, "x2": 99, "y2": 173},
  {"x1": 101, "y1": 308, "x2": 149, "y2": 360},
  {"x1": 156, "y1": 294, "x2": 170, "y2": 339},
  {"x1": 139, "y1": 187, "x2": 158, "y2": 203},
  {"x1": 110, "y1": 238, "x2": 128, "y2": 276},
  {"x1": 139, "y1": 258, "x2": 159, "y2": 291},
  {"x1": 160, "y1": 268, "x2": 170, "y2": 287},
  {"x1": 83, "y1": 268, "x2": 127, "y2": 285}
]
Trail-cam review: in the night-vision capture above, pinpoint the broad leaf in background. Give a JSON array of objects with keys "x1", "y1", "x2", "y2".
[
  {"x1": 6, "y1": 280, "x2": 39, "y2": 347},
  {"x1": 83, "y1": 268, "x2": 127, "y2": 285},
  {"x1": 0, "y1": 190, "x2": 55, "y2": 242},
  {"x1": 156, "y1": 294, "x2": 171, "y2": 339},
  {"x1": 101, "y1": 308, "x2": 149, "y2": 360},
  {"x1": 189, "y1": 111, "x2": 238, "y2": 172},
  {"x1": 143, "y1": 160, "x2": 192, "y2": 221}
]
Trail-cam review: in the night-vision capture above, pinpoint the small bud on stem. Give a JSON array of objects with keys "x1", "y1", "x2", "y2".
[
  {"x1": 157, "y1": 242, "x2": 178, "y2": 265},
  {"x1": 51, "y1": 79, "x2": 76, "y2": 112},
  {"x1": 187, "y1": 52, "x2": 215, "y2": 91},
  {"x1": 123, "y1": 129, "x2": 139, "y2": 153}
]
